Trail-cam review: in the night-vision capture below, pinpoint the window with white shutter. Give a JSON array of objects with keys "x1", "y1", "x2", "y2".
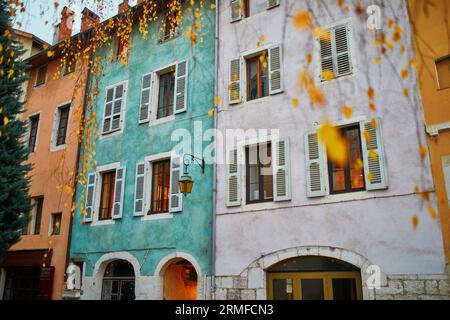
[
  {"x1": 84, "y1": 173, "x2": 96, "y2": 222},
  {"x1": 318, "y1": 21, "x2": 354, "y2": 82},
  {"x1": 134, "y1": 162, "x2": 147, "y2": 216},
  {"x1": 102, "y1": 82, "x2": 127, "y2": 134},
  {"x1": 229, "y1": 58, "x2": 241, "y2": 104},
  {"x1": 139, "y1": 74, "x2": 152, "y2": 123},
  {"x1": 232, "y1": 0, "x2": 279, "y2": 20},
  {"x1": 112, "y1": 167, "x2": 125, "y2": 219},
  {"x1": 169, "y1": 156, "x2": 183, "y2": 213},
  {"x1": 226, "y1": 149, "x2": 242, "y2": 206},
  {"x1": 272, "y1": 138, "x2": 291, "y2": 201},
  {"x1": 231, "y1": 0, "x2": 243, "y2": 22},
  {"x1": 360, "y1": 119, "x2": 388, "y2": 191},
  {"x1": 305, "y1": 132, "x2": 328, "y2": 198},
  {"x1": 174, "y1": 60, "x2": 188, "y2": 114}
]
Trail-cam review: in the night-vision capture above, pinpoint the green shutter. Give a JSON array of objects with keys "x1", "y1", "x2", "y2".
[
  {"x1": 360, "y1": 118, "x2": 388, "y2": 191},
  {"x1": 305, "y1": 132, "x2": 328, "y2": 197}
]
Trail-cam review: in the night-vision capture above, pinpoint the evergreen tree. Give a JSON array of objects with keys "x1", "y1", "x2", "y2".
[{"x1": 0, "y1": 0, "x2": 31, "y2": 263}]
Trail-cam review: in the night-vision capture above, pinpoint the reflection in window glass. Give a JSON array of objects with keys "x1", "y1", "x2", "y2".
[{"x1": 273, "y1": 279, "x2": 294, "y2": 300}]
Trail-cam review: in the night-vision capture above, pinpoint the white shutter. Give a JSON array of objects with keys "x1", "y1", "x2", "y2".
[
  {"x1": 139, "y1": 74, "x2": 152, "y2": 123},
  {"x1": 102, "y1": 88, "x2": 114, "y2": 133},
  {"x1": 269, "y1": 45, "x2": 283, "y2": 94},
  {"x1": 134, "y1": 162, "x2": 147, "y2": 216},
  {"x1": 84, "y1": 173, "x2": 96, "y2": 222},
  {"x1": 305, "y1": 132, "x2": 328, "y2": 197},
  {"x1": 226, "y1": 149, "x2": 242, "y2": 206},
  {"x1": 267, "y1": 0, "x2": 280, "y2": 10},
  {"x1": 112, "y1": 167, "x2": 125, "y2": 219},
  {"x1": 319, "y1": 29, "x2": 333, "y2": 81},
  {"x1": 334, "y1": 23, "x2": 352, "y2": 77},
  {"x1": 231, "y1": 0, "x2": 243, "y2": 22},
  {"x1": 360, "y1": 119, "x2": 388, "y2": 191},
  {"x1": 229, "y1": 58, "x2": 241, "y2": 105},
  {"x1": 174, "y1": 60, "x2": 188, "y2": 114},
  {"x1": 272, "y1": 137, "x2": 291, "y2": 202},
  {"x1": 169, "y1": 155, "x2": 183, "y2": 213}
]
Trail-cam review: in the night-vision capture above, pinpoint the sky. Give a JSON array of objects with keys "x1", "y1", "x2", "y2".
[{"x1": 14, "y1": 0, "x2": 139, "y2": 44}]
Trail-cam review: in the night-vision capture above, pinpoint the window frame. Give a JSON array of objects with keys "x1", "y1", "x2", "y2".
[
  {"x1": 34, "y1": 65, "x2": 48, "y2": 87},
  {"x1": 98, "y1": 170, "x2": 116, "y2": 221},
  {"x1": 149, "y1": 64, "x2": 177, "y2": 125},
  {"x1": 51, "y1": 102, "x2": 71, "y2": 152},
  {"x1": 246, "y1": 53, "x2": 269, "y2": 101},
  {"x1": 245, "y1": 142, "x2": 274, "y2": 205},
  {"x1": 31, "y1": 197, "x2": 44, "y2": 235},
  {"x1": 62, "y1": 59, "x2": 76, "y2": 76},
  {"x1": 435, "y1": 55, "x2": 450, "y2": 90},
  {"x1": 49, "y1": 212, "x2": 62, "y2": 236},
  {"x1": 27, "y1": 112, "x2": 40, "y2": 153},
  {"x1": 315, "y1": 18, "x2": 355, "y2": 84},
  {"x1": 156, "y1": 70, "x2": 176, "y2": 120},
  {"x1": 149, "y1": 159, "x2": 171, "y2": 215},
  {"x1": 158, "y1": 9, "x2": 181, "y2": 43},
  {"x1": 101, "y1": 80, "x2": 128, "y2": 137},
  {"x1": 326, "y1": 124, "x2": 366, "y2": 195}
]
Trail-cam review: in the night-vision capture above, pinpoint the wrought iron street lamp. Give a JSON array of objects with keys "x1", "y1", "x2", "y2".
[{"x1": 178, "y1": 154, "x2": 205, "y2": 196}]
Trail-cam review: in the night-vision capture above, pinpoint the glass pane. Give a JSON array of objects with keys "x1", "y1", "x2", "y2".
[
  {"x1": 272, "y1": 279, "x2": 294, "y2": 300},
  {"x1": 99, "y1": 172, "x2": 115, "y2": 220},
  {"x1": 102, "y1": 280, "x2": 113, "y2": 300},
  {"x1": 332, "y1": 278, "x2": 358, "y2": 300},
  {"x1": 347, "y1": 128, "x2": 365, "y2": 189},
  {"x1": 151, "y1": 160, "x2": 170, "y2": 213},
  {"x1": 248, "y1": 60, "x2": 258, "y2": 100},
  {"x1": 301, "y1": 279, "x2": 324, "y2": 300},
  {"x1": 331, "y1": 166, "x2": 346, "y2": 191},
  {"x1": 261, "y1": 59, "x2": 269, "y2": 97},
  {"x1": 120, "y1": 281, "x2": 136, "y2": 300},
  {"x1": 157, "y1": 72, "x2": 175, "y2": 119},
  {"x1": 249, "y1": 0, "x2": 267, "y2": 16}
]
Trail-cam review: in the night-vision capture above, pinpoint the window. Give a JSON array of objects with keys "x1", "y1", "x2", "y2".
[
  {"x1": 157, "y1": 70, "x2": 175, "y2": 119},
  {"x1": 50, "y1": 213, "x2": 62, "y2": 235},
  {"x1": 55, "y1": 104, "x2": 70, "y2": 147},
  {"x1": 246, "y1": 53, "x2": 269, "y2": 101},
  {"x1": 28, "y1": 114, "x2": 40, "y2": 152},
  {"x1": 33, "y1": 197, "x2": 43, "y2": 235},
  {"x1": 327, "y1": 125, "x2": 365, "y2": 194},
  {"x1": 229, "y1": 45, "x2": 282, "y2": 105},
  {"x1": 99, "y1": 171, "x2": 116, "y2": 220},
  {"x1": 246, "y1": 143, "x2": 273, "y2": 203},
  {"x1": 231, "y1": 0, "x2": 280, "y2": 21},
  {"x1": 35, "y1": 65, "x2": 47, "y2": 87},
  {"x1": 150, "y1": 159, "x2": 171, "y2": 214},
  {"x1": 62, "y1": 60, "x2": 76, "y2": 76},
  {"x1": 115, "y1": 35, "x2": 129, "y2": 61},
  {"x1": 101, "y1": 260, "x2": 135, "y2": 300},
  {"x1": 102, "y1": 82, "x2": 126, "y2": 135},
  {"x1": 436, "y1": 56, "x2": 450, "y2": 89},
  {"x1": 318, "y1": 21, "x2": 353, "y2": 81},
  {"x1": 159, "y1": 7, "x2": 181, "y2": 42}
]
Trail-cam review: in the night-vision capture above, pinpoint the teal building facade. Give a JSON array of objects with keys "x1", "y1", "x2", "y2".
[{"x1": 68, "y1": 2, "x2": 215, "y2": 300}]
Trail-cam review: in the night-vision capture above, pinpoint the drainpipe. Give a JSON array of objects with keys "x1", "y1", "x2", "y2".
[
  {"x1": 65, "y1": 31, "x2": 94, "y2": 278},
  {"x1": 211, "y1": 0, "x2": 219, "y2": 300}
]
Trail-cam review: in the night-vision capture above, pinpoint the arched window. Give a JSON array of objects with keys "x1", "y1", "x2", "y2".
[
  {"x1": 101, "y1": 260, "x2": 135, "y2": 300},
  {"x1": 267, "y1": 256, "x2": 362, "y2": 301}
]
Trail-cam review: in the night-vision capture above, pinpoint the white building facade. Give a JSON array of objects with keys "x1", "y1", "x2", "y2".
[{"x1": 213, "y1": 0, "x2": 449, "y2": 300}]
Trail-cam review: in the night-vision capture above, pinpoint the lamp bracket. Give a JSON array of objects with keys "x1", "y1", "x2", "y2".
[{"x1": 182, "y1": 154, "x2": 205, "y2": 174}]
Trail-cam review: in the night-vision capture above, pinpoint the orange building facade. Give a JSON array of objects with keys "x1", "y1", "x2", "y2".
[
  {"x1": 408, "y1": 0, "x2": 450, "y2": 268},
  {"x1": 0, "y1": 8, "x2": 90, "y2": 300}
]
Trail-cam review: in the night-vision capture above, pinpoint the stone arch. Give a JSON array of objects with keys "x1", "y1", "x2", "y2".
[
  {"x1": 91, "y1": 251, "x2": 141, "y2": 300},
  {"x1": 241, "y1": 246, "x2": 386, "y2": 300},
  {"x1": 154, "y1": 252, "x2": 203, "y2": 300}
]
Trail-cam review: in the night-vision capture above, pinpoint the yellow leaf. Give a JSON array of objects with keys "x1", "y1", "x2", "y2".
[
  {"x1": 322, "y1": 69, "x2": 335, "y2": 81},
  {"x1": 342, "y1": 105, "x2": 352, "y2": 119},
  {"x1": 318, "y1": 120, "x2": 348, "y2": 167},
  {"x1": 312, "y1": 27, "x2": 331, "y2": 41},
  {"x1": 291, "y1": 98, "x2": 299, "y2": 109},
  {"x1": 428, "y1": 205, "x2": 437, "y2": 220},
  {"x1": 214, "y1": 96, "x2": 221, "y2": 107},
  {"x1": 292, "y1": 11, "x2": 312, "y2": 30},
  {"x1": 367, "y1": 87, "x2": 375, "y2": 100},
  {"x1": 420, "y1": 144, "x2": 427, "y2": 159},
  {"x1": 412, "y1": 215, "x2": 419, "y2": 230},
  {"x1": 403, "y1": 88, "x2": 409, "y2": 97},
  {"x1": 401, "y1": 68, "x2": 409, "y2": 80}
]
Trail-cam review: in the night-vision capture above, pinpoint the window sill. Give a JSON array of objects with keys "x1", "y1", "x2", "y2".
[
  {"x1": 100, "y1": 129, "x2": 123, "y2": 139},
  {"x1": 34, "y1": 83, "x2": 46, "y2": 89},
  {"x1": 149, "y1": 115, "x2": 175, "y2": 127},
  {"x1": 91, "y1": 220, "x2": 115, "y2": 227},
  {"x1": 50, "y1": 144, "x2": 67, "y2": 153},
  {"x1": 317, "y1": 72, "x2": 355, "y2": 87},
  {"x1": 141, "y1": 212, "x2": 174, "y2": 221}
]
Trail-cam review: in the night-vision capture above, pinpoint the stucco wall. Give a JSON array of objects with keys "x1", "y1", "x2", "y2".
[
  {"x1": 215, "y1": 0, "x2": 445, "y2": 285},
  {"x1": 69, "y1": 2, "x2": 216, "y2": 298},
  {"x1": 12, "y1": 57, "x2": 87, "y2": 299}
]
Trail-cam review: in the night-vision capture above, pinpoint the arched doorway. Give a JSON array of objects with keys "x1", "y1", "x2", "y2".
[
  {"x1": 163, "y1": 259, "x2": 198, "y2": 300},
  {"x1": 267, "y1": 256, "x2": 362, "y2": 300},
  {"x1": 101, "y1": 260, "x2": 136, "y2": 300}
]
